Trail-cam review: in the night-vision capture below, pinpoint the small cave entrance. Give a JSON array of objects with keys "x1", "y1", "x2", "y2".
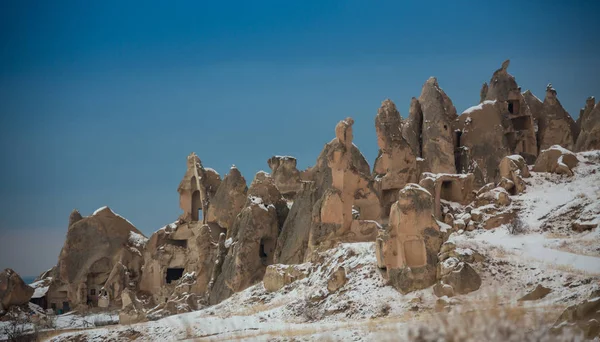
[
  {"x1": 165, "y1": 239, "x2": 188, "y2": 248},
  {"x1": 440, "y1": 180, "x2": 453, "y2": 201},
  {"x1": 191, "y1": 190, "x2": 201, "y2": 222},
  {"x1": 455, "y1": 130, "x2": 462, "y2": 149},
  {"x1": 259, "y1": 238, "x2": 275, "y2": 265},
  {"x1": 165, "y1": 268, "x2": 185, "y2": 284},
  {"x1": 507, "y1": 100, "x2": 520, "y2": 115}
]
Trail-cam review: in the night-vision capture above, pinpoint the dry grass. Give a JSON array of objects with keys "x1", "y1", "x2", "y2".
[{"x1": 189, "y1": 298, "x2": 575, "y2": 341}]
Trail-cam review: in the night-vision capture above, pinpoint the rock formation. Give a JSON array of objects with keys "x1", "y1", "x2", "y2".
[
  {"x1": 575, "y1": 97, "x2": 600, "y2": 151},
  {"x1": 19, "y1": 58, "x2": 600, "y2": 328},
  {"x1": 498, "y1": 155, "x2": 530, "y2": 195},
  {"x1": 376, "y1": 184, "x2": 443, "y2": 293},
  {"x1": 208, "y1": 171, "x2": 288, "y2": 304},
  {"x1": 401, "y1": 97, "x2": 423, "y2": 158},
  {"x1": 267, "y1": 156, "x2": 302, "y2": 199},
  {"x1": 533, "y1": 145, "x2": 579, "y2": 176},
  {"x1": 305, "y1": 118, "x2": 381, "y2": 258},
  {"x1": 373, "y1": 99, "x2": 418, "y2": 217},
  {"x1": 205, "y1": 166, "x2": 248, "y2": 230},
  {"x1": 177, "y1": 152, "x2": 221, "y2": 223},
  {"x1": 0, "y1": 269, "x2": 34, "y2": 314},
  {"x1": 418, "y1": 172, "x2": 475, "y2": 219},
  {"x1": 454, "y1": 100, "x2": 511, "y2": 186},
  {"x1": 273, "y1": 181, "x2": 319, "y2": 264},
  {"x1": 479, "y1": 60, "x2": 538, "y2": 163},
  {"x1": 418, "y1": 78, "x2": 458, "y2": 174},
  {"x1": 537, "y1": 84, "x2": 578, "y2": 151},
  {"x1": 138, "y1": 220, "x2": 219, "y2": 306},
  {"x1": 46, "y1": 207, "x2": 145, "y2": 312}
]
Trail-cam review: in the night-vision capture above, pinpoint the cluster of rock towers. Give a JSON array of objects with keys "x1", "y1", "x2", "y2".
[{"x1": 11, "y1": 60, "x2": 599, "y2": 322}]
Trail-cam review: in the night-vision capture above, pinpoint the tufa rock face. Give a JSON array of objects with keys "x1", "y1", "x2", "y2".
[
  {"x1": 479, "y1": 60, "x2": 538, "y2": 162},
  {"x1": 274, "y1": 181, "x2": 319, "y2": 264},
  {"x1": 0, "y1": 269, "x2": 34, "y2": 313},
  {"x1": 275, "y1": 118, "x2": 381, "y2": 265},
  {"x1": 139, "y1": 220, "x2": 221, "y2": 305},
  {"x1": 538, "y1": 85, "x2": 578, "y2": 151},
  {"x1": 303, "y1": 118, "x2": 381, "y2": 258},
  {"x1": 373, "y1": 99, "x2": 418, "y2": 217},
  {"x1": 402, "y1": 97, "x2": 423, "y2": 158},
  {"x1": 418, "y1": 77, "x2": 458, "y2": 174},
  {"x1": 498, "y1": 155, "x2": 530, "y2": 195},
  {"x1": 483, "y1": 59, "x2": 517, "y2": 102},
  {"x1": 263, "y1": 264, "x2": 309, "y2": 292},
  {"x1": 376, "y1": 184, "x2": 443, "y2": 294},
  {"x1": 575, "y1": 98, "x2": 600, "y2": 152},
  {"x1": 454, "y1": 100, "x2": 511, "y2": 187},
  {"x1": 533, "y1": 145, "x2": 579, "y2": 176},
  {"x1": 51, "y1": 207, "x2": 146, "y2": 311},
  {"x1": 418, "y1": 173, "x2": 475, "y2": 219},
  {"x1": 205, "y1": 167, "x2": 248, "y2": 230},
  {"x1": 518, "y1": 284, "x2": 552, "y2": 301},
  {"x1": 68, "y1": 209, "x2": 83, "y2": 228},
  {"x1": 438, "y1": 258, "x2": 481, "y2": 295},
  {"x1": 268, "y1": 156, "x2": 302, "y2": 199},
  {"x1": 209, "y1": 172, "x2": 288, "y2": 304},
  {"x1": 551, "y1": 289, "x2": 600, "y2": 339},
  {"x1": 177, "y1": 152, "x2": 222, "y2": 223}
]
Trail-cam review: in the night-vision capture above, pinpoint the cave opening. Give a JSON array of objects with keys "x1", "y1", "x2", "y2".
[{"x1": 166, "y1": 268, "x2": 185, "y2": 284}]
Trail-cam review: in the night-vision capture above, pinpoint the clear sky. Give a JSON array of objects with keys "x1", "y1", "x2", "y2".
[{"x1": 1, "y1": 1, "x2": 599, "y2": 276}]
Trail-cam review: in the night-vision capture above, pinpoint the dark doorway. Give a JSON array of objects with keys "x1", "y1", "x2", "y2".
[
  {"x1": 191, "y1": 190, "x2": 201, "y2": 221},
  {"x1": 166, "y1": 239, "x2": 187, "y2": 248},
  {"x1": 166, "y1": 268, "x2": 185, "y2": 284},
  {"x1": 259, "y1": 242, "x2": 267, "y2": 260},
  {"x1": 507, "y1": 100, "x2": 520, "y2": 115},
  {"x1": 440, "y1": 181, "x2": 453, "y2": 201},
  {"x1": 259, "y1": 238, "x2": 274, "y2": 265},
  {"x1": 62, "y1": 301, "x2": 70, "y2": 313}
]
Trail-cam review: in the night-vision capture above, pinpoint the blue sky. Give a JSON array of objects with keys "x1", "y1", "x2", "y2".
[{"x1": 1, "y1": 1, "x2": 599, "y2": 276}]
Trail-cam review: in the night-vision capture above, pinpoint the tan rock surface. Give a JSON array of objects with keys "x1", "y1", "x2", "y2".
[
  {"x1": 575, "y1": 98, "x2": 600, "y2": 152},
  {"x1": 376, "y1": 183, "x2": 443, "y2": 293},
  {"x1": 0, "y1": 269, "x2": 34, "y2": 313},
  {"x1": 533, "y1": 145, "x2": 579, "y2": 176},
  {"x1": 205, "y1": 166, "x2": 248, "y2": 230},
  {"x1": 538, "y1": 84, "x2": 578, "y2": 151},
  {"x1": 268, "y1": 156, "x2": 302, "y2": 198},
  {"x1": 418, "y1": 77, "x2": 457, "y2": 174},
  {"x1": 373, "y1": 99, "x2": 418, "y2": 217},
  {"x1": 209, "y1": 172, "x2": 288, "y2": 304},
  {"x1": 50, "y1": 207, "x2": 145, "y2": 310}
]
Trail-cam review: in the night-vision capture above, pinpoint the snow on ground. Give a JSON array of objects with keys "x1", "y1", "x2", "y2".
[{"x1": 33, "y1": 150, "x2": 600, "y2": 341}]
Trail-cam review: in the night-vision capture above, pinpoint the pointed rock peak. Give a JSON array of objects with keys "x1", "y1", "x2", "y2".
[
  {"x1": 501, "y1": 59, "x2": 510, "y2": 71},
  {"x1": 268, "y1": 155, "x2": 298, "y2": 170},
  {"x1": 92, "y1": 206, "x2": 116, "y2": 217},
  {"x1": 253, "y1": 170, "x2": 271, "y2": 182},
  {"x1": 68, "y1": 209, "x2": 83, "y2": 228},
  {"x1": 187, "y1": 152, "x2": 202, "y2": 169},
  {"x1": 546, "y1": 83, "x2": 557, "y2": 99},
  {"x1": 227, "y1": 166, "x2": 243, "y2": 179},
  {"x1": 377, "y1": 99, "x2": 400, "y2": 118},
  {"x1": 425, "y1": 76, "x2": 439, "y2": 87},
  {"x1": 335, "y1": 117, "x2": 354, "y2": 145},
  {"x1": 480, "y1": 83, "x2": 489, "y2": 103},
  {"x1": 523, "y1": 89, "x2": 532, "y2": 95}
]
